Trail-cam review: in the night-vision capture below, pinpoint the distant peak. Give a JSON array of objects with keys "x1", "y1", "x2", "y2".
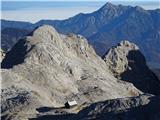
[
  {"x1": 133, "y1": 6, "x2": 146, "y2": 12},
  {"x1": 101, "y1": 2, "x2": 116, "y2": 9},
  {"x1": 97, "y1": 2, "x2": 118, "y2": 14},
  {"x1": 104, "y1": 2, "x2": 114, "y2": 6},
  {"x1": 135, "y1": 6, "x2": 143, "y2": 10}
]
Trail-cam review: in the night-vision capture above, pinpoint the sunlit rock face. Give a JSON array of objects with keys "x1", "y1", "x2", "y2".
[{"x1": 1, "y1": 25, "x2": 142, "y2": 120}]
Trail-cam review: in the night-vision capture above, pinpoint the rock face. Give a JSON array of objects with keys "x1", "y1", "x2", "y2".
[
  {"x1": 103, "y1": 41, "x2": 160, "y2": 95},
  {"x1": 103, "y1": 41, "x2": 139, "y2": 76},
  {"x1": 77, "y1": 94, "x2": 160, "y2": 120},
  {"x1": 1, "y1": 25, "x2": 141, "y2": 120}
]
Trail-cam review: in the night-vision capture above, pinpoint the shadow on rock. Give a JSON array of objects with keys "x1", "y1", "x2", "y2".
[
  {"x1": 1, "y1": 39, "x2": 34, "y2": 69},
  {"x1": 36, "y1": 107, "x2": 55, "y2": 113},
  {"x1": 29, "y1": 114, "x2": 77, "y2": 120},
  {"x1": 77, "y1": 95, "x2": 160, "y2": 120},
  {"x1": 121, "y1": 50, "x2": 160, "y2": 95}
]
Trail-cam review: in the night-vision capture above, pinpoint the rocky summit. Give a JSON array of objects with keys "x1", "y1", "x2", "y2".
[
  {"x1": 1, "y1": 25, "x2": 160, "y2": 120},
  {"x1": 103, "y1": 41, "x2": 160, "y2": 95}
]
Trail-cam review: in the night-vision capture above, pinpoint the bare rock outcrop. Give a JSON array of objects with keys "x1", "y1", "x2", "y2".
[
  {"x1": 1, "y1": 26, "x2": 141, "y2": 120},
  {"x1": 77, "y1": 94, "x2": 160, "y2": 120},
  {"x1": 103, "y1": 41, "x2": 160, "y2": 95},
  {"x1": 103, "y1": 41, "x2": 139, "y2": 75}
]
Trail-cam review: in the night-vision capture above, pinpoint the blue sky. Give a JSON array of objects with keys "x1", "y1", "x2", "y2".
[
  {"x1": 1, "y1": 0, "x2": 160, "y2": 23},
  {"x1": 1, "y1": 0, "x2": 158, "y2": 1}
]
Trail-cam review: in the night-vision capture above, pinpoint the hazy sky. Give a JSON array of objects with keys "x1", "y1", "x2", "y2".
[
  {"x1": 1, "y1": 0, "x2": 158, "y2": 1},
  {"x1": 1, "y1": 0, "x2": 160, "y2": 23}
]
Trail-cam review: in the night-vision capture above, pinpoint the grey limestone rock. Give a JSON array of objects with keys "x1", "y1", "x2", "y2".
[{"x1": 1, "y1": 26, "x2": 142, "y2": 120}]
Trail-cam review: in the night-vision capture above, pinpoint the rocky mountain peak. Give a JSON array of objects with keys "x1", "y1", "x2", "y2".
[
  {"x1": 29, "y1": 25, "x2": 61, "y2": 44},
  {"x1": 1, "y1": 25, "x2": 64, "y2": 68},
  {"x1": 100, "y1": 2, "x2": 117, "y2": 10},
  {"x1": 118, "y1": 40, "x2": 139, "y2": 50},
  {"x1": 103, "y1": 40, "x2": 139, "y2": 75},
  {"x1": 134, "y1": 6, "x2": 145, "y2": 12},
  {"x1": 96, "y1": 2, "x2": 127, "y2": 24},
  {"x1": 97, "y1": 2, "x2": 118, "y2": 16},
  {"x1": 32, "y1": 25, "x2": 58, "y2": 36},
  {"x1": 103, "y1": 40, "x2": 160, "y2": 95}
]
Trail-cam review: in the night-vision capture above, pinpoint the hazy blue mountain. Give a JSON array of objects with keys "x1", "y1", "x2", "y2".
[
  {"x1": 88, "y1": 7, "x2": 160, "y2": 63},
  {"x1": 1, "y1": 20, "x2": 34, "y2": 51},
  {"x1": 1, "y1": 2, "x2": 160, "y2": 65},
  {"x1": 1, "y1": 28, "x2": 30, "y2": 51},
  {"x1": 1, "y1": 19, "x2": 33, "y2": 30},
  {"x1": 35, "y1": 3, "x2": 131, "y2": 38}
]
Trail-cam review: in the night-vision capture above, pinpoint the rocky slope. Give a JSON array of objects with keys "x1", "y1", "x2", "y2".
[
  {"x1": 1, "y1": 2, "x2": 160, "y2": 64},
  {"x1": 1, "y1": 25, "x2": 142, "y2": 120},
  {"x1": 77, "y1": 94, "x2": 160, "y2": 120},
  {"x1": 103, "y1": 41, "x2": 160, "y2": 95},
  {"x1": 27, "y1": 94, "x2": 160, "y2": 120}
]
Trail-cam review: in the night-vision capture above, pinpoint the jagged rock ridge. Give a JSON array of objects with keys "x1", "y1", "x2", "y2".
[{"x1": 1, "y1": 25, "x2": 142, "y2": 120}]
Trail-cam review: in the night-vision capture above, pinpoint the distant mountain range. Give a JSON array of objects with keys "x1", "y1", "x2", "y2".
[{"x1": 1, "y1": 2, "x2": 160, "y2": 66}]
